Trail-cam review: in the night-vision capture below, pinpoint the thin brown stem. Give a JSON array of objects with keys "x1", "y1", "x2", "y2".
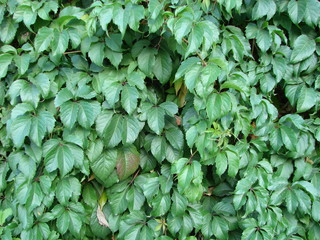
[{"x1": 63, "y1": 50, "x2": 82, "y2": 55}]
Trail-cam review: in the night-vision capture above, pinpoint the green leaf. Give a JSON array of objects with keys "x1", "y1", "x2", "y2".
[
  {"x1": 0, "y1": 18, "x2": 18, "y2": 44},
  {"x1": 151, "y1": 136, "x2": 167, "y2": 162},
  {"x1": 89, "y1": 42, "x2": 105, "y2": 66},
  {"x1": 252, "y1": 0, "x2": 276, "y2": 20},
  {"x1": 151, "y1": 192, "x2": 171, "y2": 216},
  {"x1": 206, "y1": 92, "x2": 231, "y2": 121},
  {"x1": 269, "y1": 127, "x2": 283, "y2": 152},
  {"x1": 30, "y1": 111, "x2": 55, "y2": 146},
  {"x1": 113, "y1": 4, "x2": 129, "y2": 36},
  {"x1": 304, "y1": 0, "x2": 320, "y2": 26},
  {"x1": 280, "y1": 125, "x2": 297, "y2": 152},
  {"x1": 153, "y1": 50, "x2": 172, "y2": 84},
  {"x1": 184, "y1": 64, "x2": 202, "y2": 92},
  {"x1": 291, "y1": 35, "x2": 316, "y2": 63},
  {"x1": 226, "y1": 150, "x2": 239, "y2": 178},
  {"x1": 105, "y1": 48, "x2": 123, "y2": 68},
  {"x1": 121, "y1": 85, "x2": 139, "y2": 114},
  {"x1": 186, "y1": 23, "x2": 204, "y2": 57},
  {"x1": 127, "y1": 3, "x2": 144, "y2": 31},
  {"x1": 60, "y1": 101, "x2": 79, "y2": 129},
  {"x1": 10, "y1": 116, "x2": 32, "y2": 148},
  {"x1": 103, "y1": 114, "x2": 123, "y2": 148},
  {"x1": 171, "y1": 190, "x2": 188, "y2": 216},
  {"x1": 99, "y1": 5, "x2": 113, "y2": 31},
  {"x1": 44, "y1": 140, "x2": 76, "y2": 177},
  {"x1": 34, "y1": 27, "x2": 54, "y2": 52},
  {"x1": 296, "y1": 86, "x2": 317, "y2": 113},
  {"x1": 174, "y1": 17, "x2": 193, "y2": 44},
  {"x1": 165, "y1": 127, "x2": 184, "y2": 150},
  {"x1": 52, "y1": 29, "x2": 69, "y2": 56},
  {"x1": 175, "y1": 57, "x2": 200, "y2": 80},
  {"x1": 32, "y1": 73, "x2": 51, "y2": 97},
  {"x1": 0, "y1": 53, "x2": 13, "y2": 79},
  {"x1": 215, "y1": 151, "x2": 228, "y2": 176},
  {"x1": 14, "y1": 54, "x2": 30, "y2": 75},
  {"x1": 116, "y1": 145, "x2": 140, "y2": 181},
  {"x1": 147, "y1": 106, "x2": 165, "y2": 135},
  {"x1": 57, "y1": 210, "x2": 70, "y2": 235},
  {"x1": 77, "y1": 101, "x2": 101, "y2": 129},
  {"x1": 212, "y1": 216, "x2": 229, "y2": 240},
  {"x1": 91, "y1": 149, "x2": 118, "y2": 185},
  {"x1": 288, "y1": 0, "x2": 306, "y2": 24},
  {"x1": 159, "y1": 102, "x2": 178, "y2": 116},
  {"x1": 54, "y1": 88, "x2": 74, "y2": 107},
  {"x1": 122, "y1": 116, "x2": 143, "y2": 145},
  {"x1": 138, "y1": 47, "x2": 157, "y2": 76}
]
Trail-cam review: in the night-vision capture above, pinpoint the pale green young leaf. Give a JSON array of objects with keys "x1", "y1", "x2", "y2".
[{"x1": 174, "y1": 17, "x2": 193, "y2": 44}]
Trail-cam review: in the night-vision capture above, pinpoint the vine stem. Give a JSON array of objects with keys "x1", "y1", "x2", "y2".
[{"x1": 63, "y1": 50, "x2": 82, "y2": 55}]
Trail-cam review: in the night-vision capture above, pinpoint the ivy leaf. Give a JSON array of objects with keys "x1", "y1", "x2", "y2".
[
  {"x1": 0, "y1": 53, "x2": 13, "y2": 79},
  {"x1": 60, "y1": 101, "x2": 79, "y2": 129},
  {"x1": 174, "y1": 17, "x2": 193, "y2": 44},
  {"x1": 55, "y1": 88, "x2": 74, "y2": 107},
  {"x1": 44, "y1": 140, "x2": 76, "y2": 177},
  {"x1": 153, "y1": 50, "x2": 172, "y2": 84},
  {"x1": 10, "y1": 116, "x2": 32, "y2": 148},
  {"x1": 91, "y1": 149, "x2": 118, "y2": 185},
  {"x1": 138, "y1": 47, "x2": 157, "y2": 76},
  {"x1": 215, "y1": 151, "x2": 228, "y2": 176},
  {"x1": 127, "y1": 3, "x2": 144, "y2": 31},
  {"x1": 290, "y1": 35, "x2": 316, "y2": 63},
  {"x1": 165, "y1": 127, "x2": 184, "y2": 150},
  {"x1": 296, "y1": 86, "x2": 317, "y2": 113},
  {"x1": 186, "y1": 23, "x2": 204, "y2": 57},
  {"x1": 0, "y1": 18, "x2": 18, "y2": 44},
  {"x1": 99, "y1": 5, "x2": 113, "y2": 31},
  {"x1": 288, "y1": 0, "x2": 306, "y2": 25},
  {"x1": 116, "y1": 146, "x2": 140, "y2": 181},
  {"x1": 14, "y1": 54, "x2": 30, "y2": 75},
  {"x1": 151, "y1": 192, "x2": 171, "y2": 216},
  {"x1": 171, "y1": 190, "x2": 188, "y2": 217},
  {"x1": 103, "y1": 114, "x2": 123, "y2": 148},
  {"x1": 147, "y1": 106, "x2": 165, "y2": 135},
  {"x1": 52, "y1": 29, "x2": 69, "y2": 56},
  {"x1": 151, "y1": 136, "x2": 167, "y2": 162},
  {"x1": 206, "y1": 92, "x2": 231, "y2": 121},
  {"x1": 30, "y1": 111, "x2": 55, "y2": 146},
  {"x1": 89, "y1": 42, "x2": 105, "y2": 66},
  {"x1": 77, "y1": 101, "x2": 101, "y2": 129},
  {"x1": 122, "y1": 116, "x2": 143, "y2": 145},
  {"x1": 280, "y1": 125, "x2": 297, "y2": 152},
  {"x1": 121, "y1": 85, "x2": 139, "y2": 114},
  {"x1": 34, "y1": 27, "x2": 54, "y2": 52}
]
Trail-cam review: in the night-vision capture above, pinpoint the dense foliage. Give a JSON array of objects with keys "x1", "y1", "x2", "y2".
[{"x1": 0, "y1": 0, "x2": 320, "y2": 239}]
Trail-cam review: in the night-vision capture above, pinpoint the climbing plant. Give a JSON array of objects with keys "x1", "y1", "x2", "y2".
[{"x1": 0, "y1": 0, "x2": 320, "y2": 239}]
